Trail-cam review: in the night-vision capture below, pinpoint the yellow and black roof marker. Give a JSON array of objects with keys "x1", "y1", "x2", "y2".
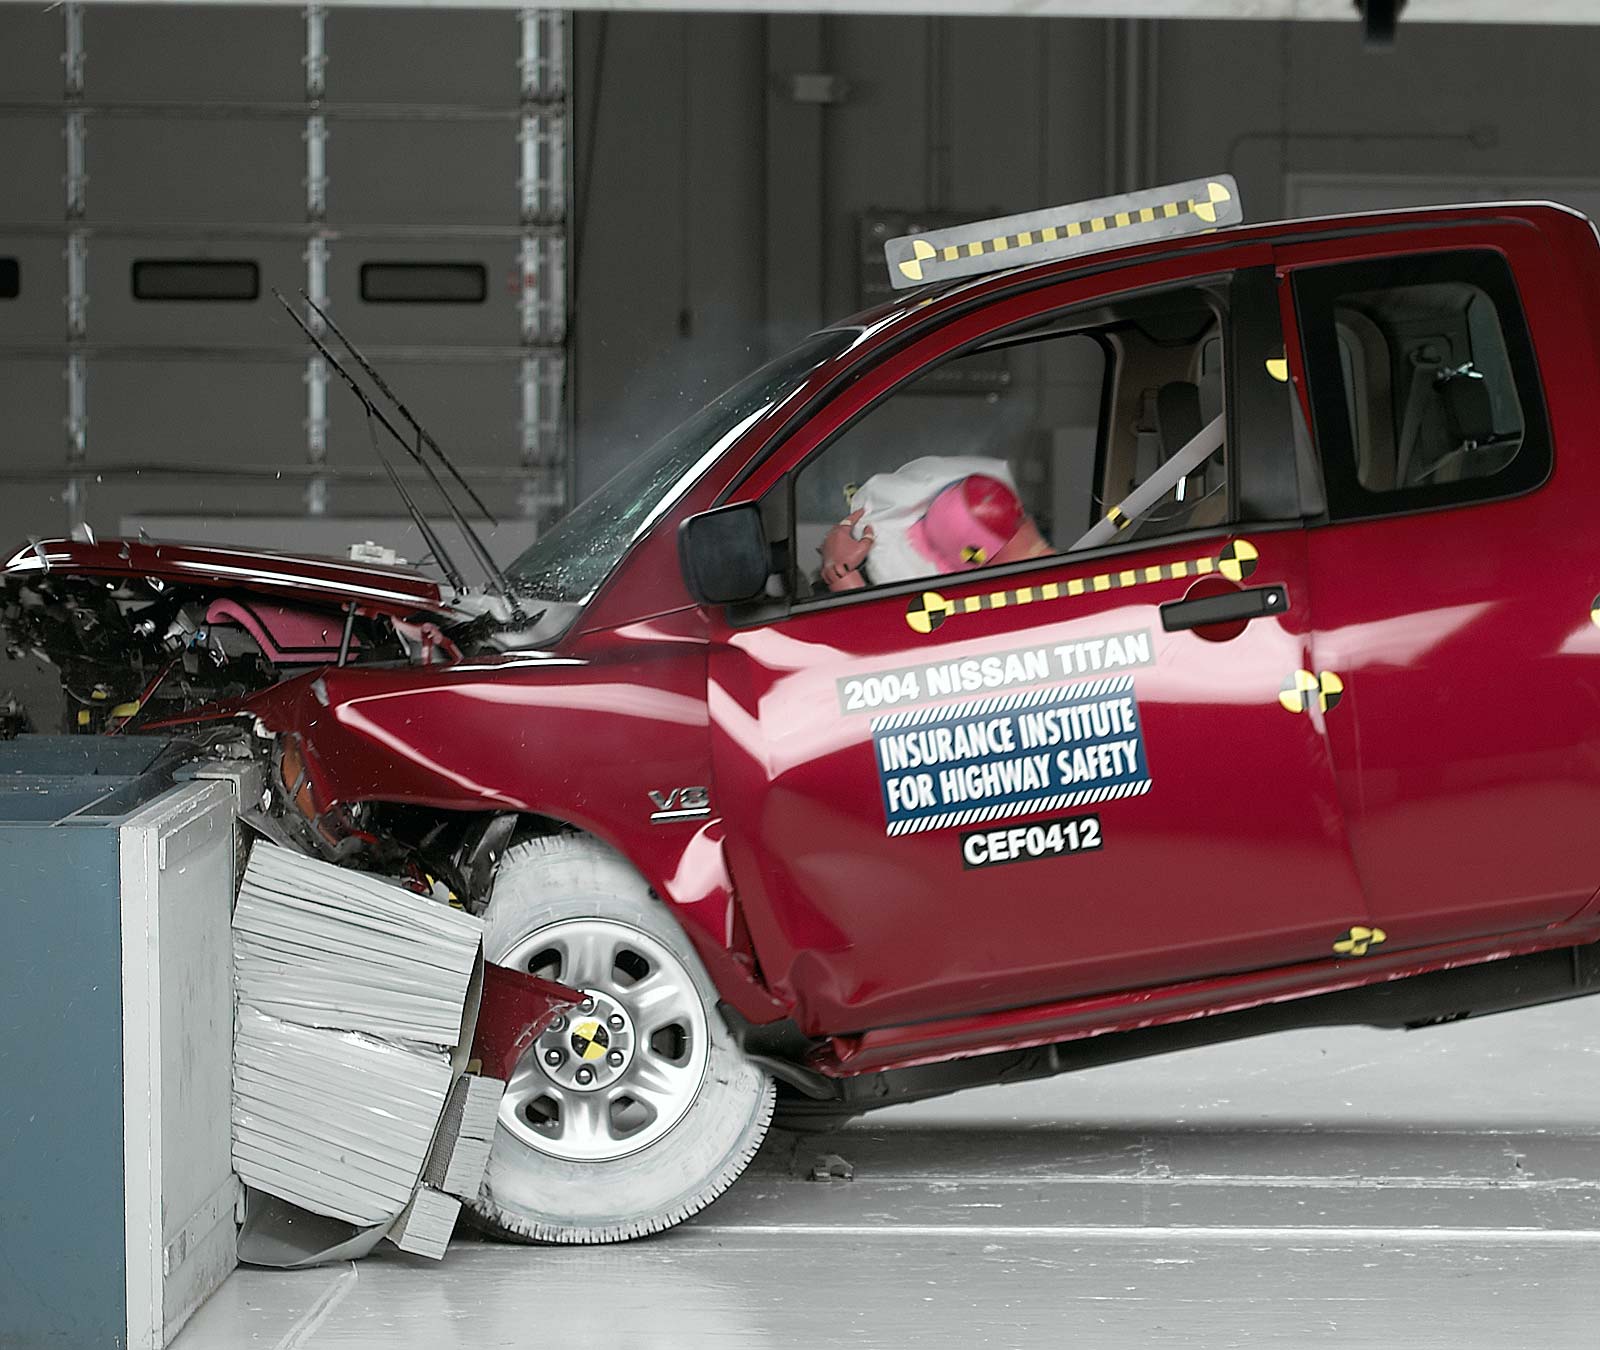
[
  {"x1": 905, "y1": 538, "x2": 1258, "y2": 635},
  {"x1": 1278, "y1": 669, "x2": 1344, "y2": 715},
  {"x1": 1590, "y1": 594, "x2": 1600, "y2": 628},
  {"x1": 887, "y1": 175, "x2": 1242, "y2": 290},
  {"x1": 1333, "y1": 926, "x2": 1386, "y2": 957}
]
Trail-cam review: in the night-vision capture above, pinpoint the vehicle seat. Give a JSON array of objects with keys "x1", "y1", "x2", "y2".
[
  {"x1": 1130, "y1": 380, "x2": 1225, "y2": 538},
  {"x1": 1419, "y1": 366, "x2": 1502, "y2": 485}
]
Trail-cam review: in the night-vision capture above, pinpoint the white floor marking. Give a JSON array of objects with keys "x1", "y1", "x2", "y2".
[
  {"x1": 270, "y1": 1262, "x2": 358, "y2": 1350},
  {"x1": 837, "y1": 1171, "x2": 1600, "y2": 1191},
  {"x1": 687, "y1": 1223, "x2": 1600, "y2": 1243}
]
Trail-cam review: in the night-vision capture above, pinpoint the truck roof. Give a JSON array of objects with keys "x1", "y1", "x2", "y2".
[{"x1": 843, "y1": 199, "x2": 1598, "y2": 334}]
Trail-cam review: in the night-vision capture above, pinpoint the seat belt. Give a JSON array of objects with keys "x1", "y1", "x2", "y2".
[
  {"x1": 1393, "y1": 355, "x2": 1440, "y2": 490},
  {"x1": 1071, "y1": 413, "x2": 1225, "y2": 552}
]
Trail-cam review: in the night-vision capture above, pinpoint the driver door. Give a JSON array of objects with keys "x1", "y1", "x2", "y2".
[{"x1": 708, "y1": 261, "x2": 1370, "y2": 1035}]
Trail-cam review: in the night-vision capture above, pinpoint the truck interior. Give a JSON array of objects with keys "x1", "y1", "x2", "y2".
[
  {"x1": 1331, "y1": 279, "x2": 1526, "y2": 492},
  {"x1": 791, "y1": 286, "x2": 1230, "y2": 594}
]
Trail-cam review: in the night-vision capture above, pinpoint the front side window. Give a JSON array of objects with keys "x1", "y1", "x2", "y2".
[
  {"x1": 1293, "y1": 251, "x2": 1550, "y2": 520},
  {"x1": 790, "y1": 285, "x2": 1230, "y2": 599}
]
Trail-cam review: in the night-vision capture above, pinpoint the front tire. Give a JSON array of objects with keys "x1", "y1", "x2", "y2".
[{"x1": 467, "y1": 834, "x2": 774, "y2": 1244}]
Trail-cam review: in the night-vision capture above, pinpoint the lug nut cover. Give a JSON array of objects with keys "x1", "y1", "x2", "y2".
[
  {"x1": 607, "y1": 1049, "x2": 625, "y2": 1066},
  {"x1": 607, "y1": 1013, "x2": 625, "y2": 1029},
  {"x1": 575, "y1": 1066, "x2": 594, "y2": 1084}
]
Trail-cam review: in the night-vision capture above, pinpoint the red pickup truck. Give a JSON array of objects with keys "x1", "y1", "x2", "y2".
[{"x1": 8, "y1": 191, "x2": 1600, "y2": 1245}]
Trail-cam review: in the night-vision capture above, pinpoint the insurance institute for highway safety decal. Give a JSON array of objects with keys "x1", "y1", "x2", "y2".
[{"x1": 872, "y1": 674, "x2": 1150, "y2": 837}]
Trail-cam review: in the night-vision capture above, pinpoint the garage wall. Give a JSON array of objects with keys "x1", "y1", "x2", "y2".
[
  {"x1": 2, "y1": 8, "x2": 1598, "y2": 532},
  {"x1": 0, "y1": 5, "x2": 547, "y2": 561}
]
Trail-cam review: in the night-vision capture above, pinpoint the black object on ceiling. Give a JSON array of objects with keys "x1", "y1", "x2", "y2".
[{"x1": 1354, "y1": 0, "x2": 1406, "y2": 48}]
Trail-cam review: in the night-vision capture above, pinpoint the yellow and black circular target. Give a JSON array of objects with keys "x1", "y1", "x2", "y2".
[
  {"x1": 1333, "y1": 925, "x2": 1386, "y2": 957},
  {"x1": 569, "y1": 1019, "x2": 611, "y2": 1061},
  {"x1": 906, "y1": 590, "x2": 955, "y2": 635},
  {"x1": 1591, "y1": 594, "x2": 1600, "y2": 628},
  {"x1": 1279, "y1": 669, "x2": 1343, "y2": 715},
  {"x1": 1217, "y1": 539, "x2": 1259, "y2": 582}
]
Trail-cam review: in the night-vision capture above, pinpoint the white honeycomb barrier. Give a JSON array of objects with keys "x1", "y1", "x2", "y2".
[{"x1": 230, "y1": 841, "x2": 503, "y2": 1258}]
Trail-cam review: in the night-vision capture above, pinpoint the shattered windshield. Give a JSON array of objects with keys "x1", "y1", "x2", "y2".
[{"x1": 506, "y1": 330, "x2": 856, "y2": 605}]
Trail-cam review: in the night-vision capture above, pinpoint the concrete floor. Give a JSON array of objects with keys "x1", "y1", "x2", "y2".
[{"x1": 175, "y1": 1000, "x2": 1600, "y2": 1349}]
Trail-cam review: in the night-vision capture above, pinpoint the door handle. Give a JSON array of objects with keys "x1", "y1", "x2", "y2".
[{"x1": 1160, "y1": 584, "x2": 1289, "y2": 632}]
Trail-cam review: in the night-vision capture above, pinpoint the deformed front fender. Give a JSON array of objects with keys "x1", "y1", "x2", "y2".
[{"x1": 227, "y1": 631, "x2": 791, "y2": 1026}]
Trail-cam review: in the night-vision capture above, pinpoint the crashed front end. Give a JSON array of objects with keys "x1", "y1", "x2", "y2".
[
  {"x1": 0, "y1": 535, "x2": 540, "y2": 896},
  {"x1": 1, "y1": 536, "x2": 472, "y2": 730}
]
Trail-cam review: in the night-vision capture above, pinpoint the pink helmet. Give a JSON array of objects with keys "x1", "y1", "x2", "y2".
[{"x1": 907, "y1": 474, "x2": 1028, "y2": 573}]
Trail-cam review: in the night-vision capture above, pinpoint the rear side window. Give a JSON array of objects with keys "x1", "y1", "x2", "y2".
[{"x1": 1293, "y1": 250, "x2": 1549, "y2": 521}]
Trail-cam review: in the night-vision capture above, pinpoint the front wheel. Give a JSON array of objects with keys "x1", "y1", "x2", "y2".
[{"x1": 466, "y1": 834, "x2": 775, "y2": 1244}]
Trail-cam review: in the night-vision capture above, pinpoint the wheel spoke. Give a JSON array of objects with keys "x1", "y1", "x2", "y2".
[
  {"x1": 553, "y1": 925, "x2": 620, "y2": 990},
  {"x1": 500, "y1": 1072, "x2": 563, "y2": 1140},
  {"x1": 628, "y1": 1053, "x2": 690, "y2": 1108},
  {"x1": 629, "y1": 971, "x2": 698, "y2": 1031},
  {"x1": 556, "y1": 1089, "x2": 609, "y2": 1148}
]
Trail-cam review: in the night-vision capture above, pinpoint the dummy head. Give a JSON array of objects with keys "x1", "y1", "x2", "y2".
[{"x1": 907, "y1": 473, "x2": 1045, "y2": 572}]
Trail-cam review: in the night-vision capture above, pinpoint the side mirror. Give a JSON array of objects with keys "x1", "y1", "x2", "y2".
[{"x1": 678, "y1": 502, "x2": 771, "y2": 606}]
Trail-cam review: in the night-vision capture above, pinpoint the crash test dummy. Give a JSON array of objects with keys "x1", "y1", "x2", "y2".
[{"x1": 819, "y1": 457, "x2": 1052, "y2": 592}]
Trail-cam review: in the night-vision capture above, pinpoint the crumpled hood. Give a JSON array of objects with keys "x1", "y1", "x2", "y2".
[{"x1": 4, "y1": 537, "x2": 462, "y2": 621}]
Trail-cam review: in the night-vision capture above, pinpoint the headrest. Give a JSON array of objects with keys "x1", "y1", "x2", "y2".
[
  {"x1": 1438, "y1": 369, "x2": 1495, "y2": 446},
  {"x1": 1156, "y1": 381, "x2": 1203, "y2": 461}
]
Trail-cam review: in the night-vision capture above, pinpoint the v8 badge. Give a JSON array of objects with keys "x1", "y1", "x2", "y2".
[{"x1": 648, "y1": 785, "x2": 711, "y2": 823}]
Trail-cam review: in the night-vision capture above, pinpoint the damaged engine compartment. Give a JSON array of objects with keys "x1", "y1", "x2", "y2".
[
  {"x1": 0, "y1": 537, "x2": 566, "y2": 905},
  {"x1": 2, "y1": 571, "x2": 416, "y2": 734},
  {"x1": 0, "y1": 535, "x2": 568, "y2": 726}
]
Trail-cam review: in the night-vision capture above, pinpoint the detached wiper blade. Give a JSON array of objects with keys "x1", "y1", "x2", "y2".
[
  {"x1": 274, "y1": 290, "x2": 512, "y2": 596},
  {"x1": 273, "y1": 290, "x2": 470, "y2": 591},
  {"x1": 361, "y1": 407, "x2": 465, "y2": 593},
  {"x1": 300, "y1": 292, "x2": 499, "y2": 526}
]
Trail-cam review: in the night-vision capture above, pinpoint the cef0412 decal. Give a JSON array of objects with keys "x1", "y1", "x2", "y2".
[
  {"x1": 961, "y1": 813, "x2": 1102, "y2": 870},
  {"x1": 872, "y1": 675, "x2": 1150, "y2": 837}
]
